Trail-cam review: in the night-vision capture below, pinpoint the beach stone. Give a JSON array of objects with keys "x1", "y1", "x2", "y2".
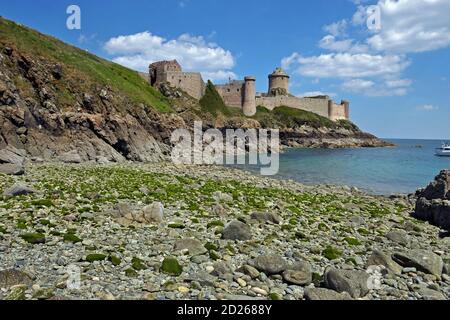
[
  {"x1": 222, "y1": 220, "x2": 251, "y2": 241},
  {"x1": 386, "y1": 230, "x2": 410, "y2": 246},
  {"x1": 0, "y1": 269, "x2": 33, "y2": 289},
  {"x1": 282, "y1": 260, "x2": 312, "y2": 286},
  {"x1": 392, "y1": 250, "x2": 443, "y2": 277},
  {"x1": 0, "y1": 163, "x2": 24, "y2": 175},
  {"x1": 142, "y1": 202, "x2": 164, "y2": 223},
  {"x1": 250, "y1": 212, "x2": 281, "y2": 224},
  {"x1": 324, "y1": 267, "x2": 370, "y2": 298},
  {"x1": 253, "y1": 254, "x2": 287, "y2": 275},
  {"x1": 239, "y1": 265, "x2": 260, "y2": 279},
  {"x1": 174, "y1": 238, "x2": 207, "y2": 256},
  {"x1": 366, "y1": 249, "x2": 402, "y2": 275},
  {"x1": 416, "y1": 286, "x2": 446, "y2": 300},
  {"x1": 3, "y1": 183, "x2": 35, "y2": 197},
  {"x1": 0, "y1": 145, "x2": 26, "y2": 165},
  {"x1": 58, "y1": 151, "x2": 82, "y2": 163},
  {"x1": 304, "y1": 288, "x2": 353, "y2": 301}
]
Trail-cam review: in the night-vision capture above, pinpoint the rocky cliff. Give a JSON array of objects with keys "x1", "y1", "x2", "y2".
[{"x1": 0, "y1": 17, "x2": 390, "y2": 167}]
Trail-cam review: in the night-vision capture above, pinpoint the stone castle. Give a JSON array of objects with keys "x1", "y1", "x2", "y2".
[{"x1": 148, "y1": 60, "x2": 349, "y2": 121}]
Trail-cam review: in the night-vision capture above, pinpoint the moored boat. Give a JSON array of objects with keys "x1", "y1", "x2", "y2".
[{"x1": 435, "y1": 143, "x2": 450, "y2": 156}]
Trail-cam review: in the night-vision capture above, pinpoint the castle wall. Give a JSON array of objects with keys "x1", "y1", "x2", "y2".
[
  {"x1": 256, "y1": 96, "x2": 330, "y2": 118},
  {"x1": 269, "y1": 76, "x2": 289, "y2": 95},
  {"x1": 243, "y1": 77, "x2": 256, "y2": 116},
  {"x1": 328, "y1": 101, "x2": 349, "y2": 121},
  {"x1": 215, "y1": 81, "x2": 245, "y2": 108},
  {"x1": 165, "y1": 71, "x2": 205, "y2": 100}
]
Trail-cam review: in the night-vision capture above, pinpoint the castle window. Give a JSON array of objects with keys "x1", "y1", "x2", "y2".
[
  {"x1": 227, "y1": 89, "x2": 231, "y2": 92},
  {"x1": 237, "y1": 89, "x2": 240, "y2": 92}
]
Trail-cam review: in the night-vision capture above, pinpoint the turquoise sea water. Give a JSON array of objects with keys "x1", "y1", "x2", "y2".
[{"x1": 231, "y1": 139, "x2": 450, "y2": 195}]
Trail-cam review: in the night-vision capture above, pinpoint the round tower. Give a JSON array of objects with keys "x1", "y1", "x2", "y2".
[
  {"x1": 268, "y1": 67, "x2": 290, "y2": 96},
  {"x1": 243, "y1": 76, "x2": 256, "y2": 117}
]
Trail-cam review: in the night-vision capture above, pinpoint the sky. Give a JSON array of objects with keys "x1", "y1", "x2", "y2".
[{"x1": 1, "y1": 0, "x2": 450, "y2": 139}]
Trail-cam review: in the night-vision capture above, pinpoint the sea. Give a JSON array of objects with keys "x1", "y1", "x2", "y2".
[{"x1": 230, "y1": 139, "x2": 450, "y2": 196}]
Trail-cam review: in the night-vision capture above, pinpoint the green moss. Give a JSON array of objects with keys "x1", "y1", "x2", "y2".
[
  {"x1": 0, "y1": 225, "x2": 7, "y2": 233},
  {"x1": 357, "y1": 228, "x2": 370, "y2": 235},
  {"x1": 269, "y1": 292, "x2": 283, "y2": 300},
  {"x1": 161, "y1": 257, "x2": 183, "y2": 276},
  {"x1": 63, "y1": 233, "x2": 82, "y2": 243},
  {"x1": 109, "y1": 255, "x2": 122, "y2": 266},
  {"x1": 207, "y1": 220, "x2": 224, "y2": 228},
  {"x1": 20, "y1": 232, "x2": 46, "y2": 244},
  {"x1": 318, "y1": 222, "x2": 328, "y2": 231},
  {"x1": 86, "y1": 253, "x2": 107, "y2": 262},
  {"x1": 209, "y1": 250, "x2": 221, "y2": 261},
  {"x1": 322, "y1": 246, "x2": 343, "y2": 260},
  {"x1": 168, "y1": 223, "x2": 185, "y2": 229},
  {"x1": 31, "y1": 199, "x2": 54, "y2": 208},
  {"x1": 344, "y1": 237, "x2": 361, "y2": 246},
  {"x1": 131, "y1": 257, "x2": 147, "y2": 271},
  {"x1": 125, "y1": 268, "x2": 138, "y2": 277},
  {"x1": 204, "y1": 242, "x2": 219, "y2": 251},
  {"x1": 17, "y1": 219, "x2": 27, "y2": 230}
]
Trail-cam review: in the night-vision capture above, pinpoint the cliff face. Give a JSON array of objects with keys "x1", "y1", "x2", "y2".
[{"x1": 0, "y1": 18, "x2": 390, "y2": 165}]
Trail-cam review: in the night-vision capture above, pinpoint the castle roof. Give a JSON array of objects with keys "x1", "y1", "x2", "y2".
[{"x1": 270, "y1": 67, "x2": 289, "y2": 77}]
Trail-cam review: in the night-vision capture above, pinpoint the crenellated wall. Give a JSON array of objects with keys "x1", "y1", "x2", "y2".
[{"x1": 256, "y1": 96, "x2": 330, "y2": 118}]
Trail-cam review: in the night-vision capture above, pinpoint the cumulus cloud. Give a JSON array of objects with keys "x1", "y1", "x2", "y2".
[
  {"x1": 284, "y1": 52, "x2": 410, "y2": 79},
  {"x1": 282, "y1": 0, "x2": 450, "y2": 97},
  {"x1": 104, "y1": 31, "x2": 236, "y2": 81},
  {"x1": 367, "y1": 0, "x2": 450, "y2": 53}
]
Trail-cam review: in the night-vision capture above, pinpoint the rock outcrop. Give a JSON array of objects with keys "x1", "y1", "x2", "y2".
[{"x1": 413, "y1": 170, "x2": 450, "y2": 230}]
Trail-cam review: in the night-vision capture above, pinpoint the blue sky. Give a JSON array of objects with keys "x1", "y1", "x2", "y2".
[{"x1": 2, "y1": 0, "x2": 450, "y2": 139}]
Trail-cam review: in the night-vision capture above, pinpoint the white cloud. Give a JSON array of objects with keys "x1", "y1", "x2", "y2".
[
  {"x1": 417, "y1": 104, "x2": 439, "y2": 111},
  {"x1": 367, "y1": 0, "x2": 450, "y2": 53},
  {"x1": 319, "y1": 35, "x2": 369, "y2": 53},
  {"x1": 323, "y1": 19, "x2": 348, "y2": 37},
  {"x1": 342, "y1": 79, "x2": 375, "y2": 91},
  {"x1": 104, "y1": 31, "x2": 236, "y2": 81},
  {"x1": 285, "y1": 52, "x2": 410, "y2": 79}
]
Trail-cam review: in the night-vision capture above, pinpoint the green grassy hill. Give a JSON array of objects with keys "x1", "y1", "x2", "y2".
[{"x1": 0, "y1": 17, "x2": 171, "y2": 112}]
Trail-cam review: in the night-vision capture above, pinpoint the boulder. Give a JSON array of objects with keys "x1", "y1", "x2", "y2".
[
  {"x1": 174, "y1": 238, "x2": 207, "y2": 256},
  {"x1": 392, "y1": 250, "x2": 443, "y2": 277},
  {"x1": 304, "y1": 288, "x2": 353, "y2": 301},
  {"x1": 0, "y1": 145, "x2": 26, "y2": 165},
  {"x1": 413, "y1": 170, "x2": 450, "y2": 229},
  {"x1": 142, "y1": 202, "x2": 164, "y2": 223},
  {"x1": 366, "y1": 249, "x2": 402, "y2": 275},
  {"x1": 3, "y1": 183, "x2": 35, "y2": 197},
  {"x1": 58, "y1": 151, "x2": 82, "y2": 164},
  {"x1": 253, "y1": 254, "x2": 287, "y2": 275},
  {"x1": 250, "y1": 212, "x2": 282, "y2": 224},
  {"x1": 221, "y1": 220, "x2": 251, "y2": 241},
  {"x1": 324, "y1": 267, "x2": 370, "y2": 298},
  {"x1": 0, "y1": 163, "x2": 24, "y2": 175},
  {"x1": 386, "y1": 229, "x2": 410, "y2": 246},
  {"x1": 282, "y1": 260, "x2": 312, "y2": 286},
  {"x1": 0, "y1": 269, "x2": 32, "y2": 289}
]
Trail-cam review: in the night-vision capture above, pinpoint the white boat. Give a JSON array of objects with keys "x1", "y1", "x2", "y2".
[{"x1": 435, "y1": 143, "x2": 450, "y2": 156}]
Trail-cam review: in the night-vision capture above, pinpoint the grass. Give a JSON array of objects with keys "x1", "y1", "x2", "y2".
[
  {"x1": 200, "y1": 80, "x2": 238, "y2": 117},
  {"x1": 254, "y1": 106, "x2": 337, "y2": 129},
  {"x1": 0, "y1": 17, "x2": 171, "y2": 112}
]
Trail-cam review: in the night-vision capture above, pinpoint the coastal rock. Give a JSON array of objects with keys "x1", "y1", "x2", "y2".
[
  {"x1": 413, "y1": 170, "x2": 450, "y2": 230},
  {"x1": 392, "y1": 250, "x2": 443, "y2": 277},
  {"x1": 282, "y1": 260, "x2": 312, "y2": 286},
  {"x1": 0, "y1": 269, "x2": 33, "y2": 289},
  {"x1": 386, "y1": 230, "x2": 410, "y2": 246},
  {"x1": 366, "y1": 249, "x2": 402, "y2": 275},
  {"x1": 304, "y1": 288, "x2": 353, "y2": 301},
  {"x1": 221, "y1": 220, "x2": 251, "y2": 241},
  {"x1": 0, "y1": 163, "x2": 24, "y2": 175},
  {"x1": 0, "y1": 145, "x2": 26, "y2": 165},
  {"x1": 142, "y1": 202, "x2": 164, "y2": 223},
  {"x1": 250, "y1": 212, "x2": 282, "y2": 224},
  {"x1": 58, "y1": 151, "x2": 82, "y2": 164},
  {"x1": 3, "y1": 183, "x2": 35, "y2": 197},
  {"x1": 324, "y1": 267, "x2": 370, "y2": 298},
  {"x1": 174, "y1": 238, "x2": 207, "y2": 256},
  {"x1": 253, "y1": 254, "x2": 287, "y2": 275}
]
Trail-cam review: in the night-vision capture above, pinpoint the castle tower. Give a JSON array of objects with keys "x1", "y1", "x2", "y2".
[
  {"x1": 243, "y1": 76, "x2": 256, "y2": 117},
  {"x1": 268, "y1": 67, "x2": 290, "y2": 96}
]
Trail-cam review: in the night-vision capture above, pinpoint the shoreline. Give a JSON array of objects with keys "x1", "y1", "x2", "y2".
[{"x1": 1, "y1": 161, "x2": 448, "y2": 300}]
